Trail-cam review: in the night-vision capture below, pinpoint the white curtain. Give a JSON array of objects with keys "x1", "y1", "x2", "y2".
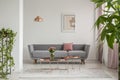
[{"x1": 108, "y1": 43, "x2": 118, "y2": 69}]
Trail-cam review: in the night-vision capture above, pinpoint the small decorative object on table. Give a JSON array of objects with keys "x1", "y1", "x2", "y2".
[{"x1": 48, "y1": 47, "x2": 56, "y2": 61}]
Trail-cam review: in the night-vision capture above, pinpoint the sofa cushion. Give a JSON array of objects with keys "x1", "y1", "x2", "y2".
[
  {"x1": 55, "y1": 50, "x2": 67, "y2": 57},
  {"x1": 69, "y1": 50, "x2": 86, "y2": 58},
  {"x1": 33, "y1": 50, "x2": 50, "y2": 58},
  {"x1": 64, "y1": 43, "x2": 73, "y2": 51}
]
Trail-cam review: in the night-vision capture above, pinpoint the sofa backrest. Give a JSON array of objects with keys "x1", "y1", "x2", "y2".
[
  {"x1": 32, "y1": 44, "x2": 85, "y2": 50},
  {"x1": 73, "y1": 44, "x2": 85, "y2": 50},
  {"x1": 33, "y1": 44, "x2": 63, "y2": 50}
]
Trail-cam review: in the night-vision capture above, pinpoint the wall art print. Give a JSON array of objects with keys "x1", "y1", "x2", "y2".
[{"x1": 62, "y1": 14, "x2": 75, "y2": 32}]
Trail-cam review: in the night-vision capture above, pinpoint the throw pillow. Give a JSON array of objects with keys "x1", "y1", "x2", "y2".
[{"x1": 64, "y1": 43, "x2": 73, "y2": 51}]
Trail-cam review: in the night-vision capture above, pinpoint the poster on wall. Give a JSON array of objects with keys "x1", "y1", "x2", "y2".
[{"x1": 62, "y1": 14, "x2": 75, "y2": 32}]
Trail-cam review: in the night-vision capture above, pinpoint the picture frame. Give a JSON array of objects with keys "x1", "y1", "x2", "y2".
[{"x1": 62, "y1": 14, "x2": 75, "y2": 32}]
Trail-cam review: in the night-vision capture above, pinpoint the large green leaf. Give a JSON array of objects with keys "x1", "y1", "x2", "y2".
[
  {"x1": 94, "y1": 15, "x2": 107, "y2": 29},
  {"x1": 118, "y1": 0, "x2": 120, "y2": 5},
  {"x1": 101, "y1": 28, "x2": 107, "y2": 41},
  {"x1": 106, "y1": 33, "x2": 115, "y2": 49}
]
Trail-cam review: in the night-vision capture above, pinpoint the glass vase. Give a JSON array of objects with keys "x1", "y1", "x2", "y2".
[{"x1": 50, "y1": 53, "x2": 54, "y2": 61}]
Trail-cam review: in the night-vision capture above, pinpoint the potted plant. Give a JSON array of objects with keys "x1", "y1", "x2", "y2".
[
  {"x1": 91, "y1": 0, "x2": 120, "y2": 78},
  {"x1": 0, "y1": 28, "x2": 16, "y2": 79}
]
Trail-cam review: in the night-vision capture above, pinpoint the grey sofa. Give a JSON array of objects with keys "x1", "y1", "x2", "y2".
[{"x1": 28, "y1": 44, "x2": 90, "y2": 64}]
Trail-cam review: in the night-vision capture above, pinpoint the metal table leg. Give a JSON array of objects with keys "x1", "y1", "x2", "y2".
[{"x1": 72, "y1": 58, "x2": 74, "y2": 69}]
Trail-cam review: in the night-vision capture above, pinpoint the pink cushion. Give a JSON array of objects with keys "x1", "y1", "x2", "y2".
[{"x1": 64, "y1": 43, "x2": 73, "y2": 51}]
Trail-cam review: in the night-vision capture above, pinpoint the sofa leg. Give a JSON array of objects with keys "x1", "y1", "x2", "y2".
[
  {"x1": 81, "y1": 59, "x2": 85, "y2": 64},
  {"x1": 34, "y1": 59, "x2": 37, "y2": 63}
]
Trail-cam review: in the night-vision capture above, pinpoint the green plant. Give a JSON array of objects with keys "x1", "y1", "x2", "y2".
[
  {"x1": 48, "y1": 47, "x2": 56, "y2": 53},
  {"x1": 0, "y1": 28, "x2": 16, "y2": 79},
  {"x1": 48, "y1": 47, "x2": 56, "y2": 61},
  {"x1": 91, "y1": 0, "x2": 120, "y2": 79},
  {"x1": 91, "y1": 0, "x2": 120, "y2": 48}
]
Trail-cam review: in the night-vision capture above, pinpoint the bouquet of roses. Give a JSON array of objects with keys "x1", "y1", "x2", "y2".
[{"x1": 48, "y1": 47, "x2": 56, "y2": 53}]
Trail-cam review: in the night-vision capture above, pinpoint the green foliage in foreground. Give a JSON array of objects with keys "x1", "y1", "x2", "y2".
[
  {"x1": 91, "y1": 0, "x2": 120, "y2": 48},
  {"x1": 0, "y1": 28, "x2": 16, "y2": 79},
  {"x1": 91, "y1": 0, "x2": 120, "y2": 79}
]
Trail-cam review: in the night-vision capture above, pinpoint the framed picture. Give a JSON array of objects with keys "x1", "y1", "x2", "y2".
[{"x1": 62, "y1": 14, "x2": 75, "y2": 32}]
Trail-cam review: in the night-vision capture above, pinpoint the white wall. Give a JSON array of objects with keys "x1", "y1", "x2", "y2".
[
  {"x1": 24, "y1": 0, "x2": 96, "y2": 62},
  {"x1": 0, "y1": 0, "x2": 20, "y2": 72}
]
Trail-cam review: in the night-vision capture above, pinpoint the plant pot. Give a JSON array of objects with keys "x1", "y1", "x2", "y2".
[{"x1": 50, "y1": 53, "x2": 54, "y2": 61}]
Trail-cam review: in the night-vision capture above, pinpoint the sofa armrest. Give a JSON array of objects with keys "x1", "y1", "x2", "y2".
[
  {"x1": 84, "y1": 44, "x2": 90, "y2": 59},
  {"x1": 28, "y1": 45, "x2": 34, "y2": 58}
]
